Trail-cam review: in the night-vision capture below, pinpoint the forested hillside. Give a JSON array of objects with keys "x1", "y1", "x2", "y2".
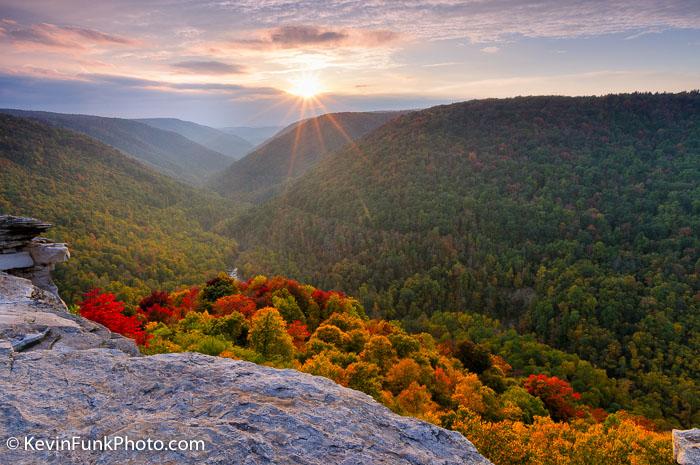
[
  {"x1": 211, "y1": 111, "x2": 405, "y2": 203},
  {"x1": 231, "y1": 93, "x2": 700, "y2": 428},
  {"x1": 0, "y1": 114, "x2": 239, "y2": 303},
  {"x1": 0, "y1": 109, "x2": 233, "y2": 185},
  {"x1": 136, "y1": 118, "x2": 252, "y2": 159}
]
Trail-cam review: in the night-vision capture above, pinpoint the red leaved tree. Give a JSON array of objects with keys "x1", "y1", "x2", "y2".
[
  {"x1": 287, "y1": 320, "x2": 310, "y2": 349},
  {"x1": 175, "y1": 287, "x2": 199, "y2": 315},
  {"x1": 524, "y1": 374, "x2": 582, "y2": 421},
  {"x1": 141, "y1": 303, "x2": 178, "y2": 324},
  {"x1": 138, "y1": 290, "x2": 171, "y2": 311},
  {"x1": 79, "y1": 289, "x2": 150, "y2": 346},
  {"x1": 138, "y1": 290, "x2": 178, "y2": 323},
  {"x1": 212, "y1": 294, "x2": 257, "y2": 318},
  {"x1": 311, "y1": 289, "x2": 346, "y2": 308}
]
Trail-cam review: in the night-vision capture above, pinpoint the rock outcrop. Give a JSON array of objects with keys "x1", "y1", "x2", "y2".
[
  {"x1": 0, "y1": 217, "x2": 492, "y2": 465},
  {"x1": 1, "y1": 346, "x2": 492, "y2": 464},
  {"x1": 0, "y1": 215, "x2": 69, "y2": 296},
  {"x1": 674, "y1": 429, "x2": 700, "y2": 465},
  {"x1": 0, "y1": 272, "x2": 139, "y2": 355}
]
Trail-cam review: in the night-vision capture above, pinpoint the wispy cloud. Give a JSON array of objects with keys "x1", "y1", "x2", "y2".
[
  {"x1": 270, "y1": 26, "x2": 347, "y2": 45},
  {"x1": 624, "y1": 29, "x2": 662, "y2": 40},
  {"x1": 480, "y1": 46, "x2": 500, "y2": 54},
  {"x1": 3, "y1": 1, "x2": 699, "y2": 45},
  {"x1": 209, "y1": 0, "x2": 700, "y2": 42},
  {"x1": 170, "y1": 60, "x2": 246, "y2": 75},
  {"x1": 78, "y1": 72, "x2": 279, "y2": 96},
  {"x1": 0, "y1": 19, "x2": 137, "y2": 49},
  {"x1": 231, "y1": 25, "x2": 399, "y2": 49},
  {"x1": 422, "y1": 62, "x2": 462, "y2": 68}
]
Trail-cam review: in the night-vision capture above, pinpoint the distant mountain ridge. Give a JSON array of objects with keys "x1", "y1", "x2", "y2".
[
  {"x1": 219, "y1": 126, "x2": 282, "y2": 148},
  {"x1": 135, "y1": 118, "x2": 253, "y2": 159},
  {"x1": 211, "y1": 111, "x2": 407, "y2": 203},
  {"x1": 0, "y1": 109, "x2": 233, "y2": 185}
]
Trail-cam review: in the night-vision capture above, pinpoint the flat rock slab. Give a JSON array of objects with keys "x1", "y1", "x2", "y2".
[
  {"x1": 0, "y1": 350, "x2": 491, "y2": 465},
  {"x1": 0, "y1": 252, "x2": 33, "y2": 271}
]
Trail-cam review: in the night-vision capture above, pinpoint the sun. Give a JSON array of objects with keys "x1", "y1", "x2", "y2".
[{"x1": 288, "y1": 75, "x2": 323, "y2": 99}]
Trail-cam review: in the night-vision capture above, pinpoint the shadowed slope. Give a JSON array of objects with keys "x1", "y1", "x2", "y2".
[{"x1": 211, "y1": 111, "x2": 405, "y2": 203}]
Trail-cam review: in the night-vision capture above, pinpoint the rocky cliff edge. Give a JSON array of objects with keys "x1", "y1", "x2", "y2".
[{"x1": 0, "y1": 216, "x2": 492, "y2": 465}]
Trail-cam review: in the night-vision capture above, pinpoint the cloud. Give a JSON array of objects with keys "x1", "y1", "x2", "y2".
[
  {"x1": 0, "y1": 70, "x2": 280, "y2": 98},
  {"x1": 624, "y1": 29, "x2": 662, "y2": 40},
  {"x1": 480, "y1": 46, "x2": 500, "y2": 54},
  {"x1": 211, "y1": 0, "x2": 700, "y2": 43},
  {"x1": 360, "y1": 30, "x2": 401, "y2": 46},
  {"x1": 271, "y1": 26, "x2": 347, "y2": 45},
  {"x1": 232, "y1": 25, "x2": 399, "y2": 49},
  {"x1": 0, "y1": 20, "x2": 137, "y2": 49},
  {"x1": 79, "y1": 73, "x2": 161, "y2": 88},
  {"x1": 61, "y1": 25, "x2": 134, "y2": 44},
  {"x1": 170, "y1": 60, "x2": 246, "y2": 75},
  {"x1": 2, "y1": 1, "x2": 699, "y2": 46},
  {"x1": 422, "y1": 62, "x2": 462, "y2": 68},
  {"x1": 75, "y1": 72, "x2": 278, "y2": 95}
]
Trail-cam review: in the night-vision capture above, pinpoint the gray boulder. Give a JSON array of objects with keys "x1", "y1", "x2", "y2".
[
  {"x1": 28, "y1": 239, "x2": 70, "y2": 266},
  {"x1": 674, "y1": 429, "x2": 700, "y2": 465}
]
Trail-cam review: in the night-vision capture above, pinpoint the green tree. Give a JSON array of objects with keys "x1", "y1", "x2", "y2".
[
  {"x1": 248, "y1": 307, "x2": 294, "y2": 362},
  {"x1": 272, "y1": 289, "x2": 306, "y2": 324}
]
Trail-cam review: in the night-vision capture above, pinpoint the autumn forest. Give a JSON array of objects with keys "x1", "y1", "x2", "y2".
[{"x1": 1, "y1": 92, "x2": 699, "y2": 465}]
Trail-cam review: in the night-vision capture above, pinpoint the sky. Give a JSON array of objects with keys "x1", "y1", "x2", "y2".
[{"x1": 0, "y1": 0, "x2": 699, "y2": 127}]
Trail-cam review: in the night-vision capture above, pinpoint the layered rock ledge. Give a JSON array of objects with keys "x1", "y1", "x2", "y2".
[{"x1": 0, "y1": 215, "x2": 69, "y2": 296}]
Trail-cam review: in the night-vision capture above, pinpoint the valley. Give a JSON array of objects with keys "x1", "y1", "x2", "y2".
[
  {"x1": 2, "y1": 3, "x2": 699, "y2": 464},
  {"x1": 1, "y1": 92, "x2": 698, "y2": 464}
]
